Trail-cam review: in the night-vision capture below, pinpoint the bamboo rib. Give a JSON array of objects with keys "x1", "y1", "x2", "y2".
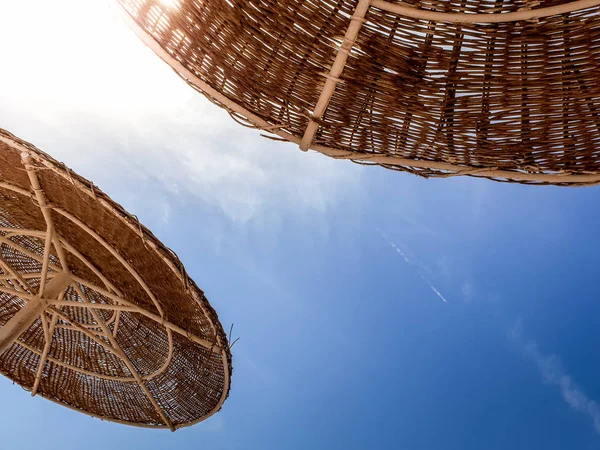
[
  {"x1": 113, "y1": 310, "x2": 122, "y2": 337},
  {"x1": 0, "y1": 273, "x2": 44, "y2": 281},
  {"x1": 300, "y1": 0, "x2": 371, "y2": 151},
  {"x1": 0, "y1": 180, "x2": 30, "y2": 197},
  {"x1": 15, "y1": 339, "x2": 132, "y2": 381},
  {"x1": 0, "y1": 284, "x2": 35, "y2": 301},
  {"x1": 0, "y1": 230, "x2": 122, "y2": 330},
  {"x1": 16, "y1": 315, "x2": 174, "y2": 383},
  {"x1": 53, "y1": 323, "x2": 107, "y2": 337},
  {"x1": 16, "y1": 339, "x2": 157, "y2": 382},
  {"x1": 52, "y1": 283, "x2": 176, "y2": 383},
  {"x1": 31, "y1": 312, "x2": 58, "y2": 397},
  {"x1": 38, "y1": 225, "x2": 55, "y2": 297},
  {"x1": 21, "y1": 153, "x2": 69, "y2": 270},
  {"x1": 50, "y1": 300, "x2": 138, "y2": 312}
]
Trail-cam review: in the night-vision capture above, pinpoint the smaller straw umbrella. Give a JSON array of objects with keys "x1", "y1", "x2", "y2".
[{"x1": 0, "y1": 128, "x2": 232, "y2": 430}]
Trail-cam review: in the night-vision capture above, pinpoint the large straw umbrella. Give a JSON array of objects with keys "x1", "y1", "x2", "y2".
[
  {"x1": 118, "y1": 0, "x2": 600, "y2": 186},
  {"x1": 0, "y1": 128, "x2": 232, "y2": 430}
]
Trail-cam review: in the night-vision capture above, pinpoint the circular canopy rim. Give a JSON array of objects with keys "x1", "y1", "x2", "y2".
[{"x1": 372, "y1": 0, "x2": 600, "y2": 24}]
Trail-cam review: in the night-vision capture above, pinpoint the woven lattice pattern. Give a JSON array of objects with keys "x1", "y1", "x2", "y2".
[
  {"x1": 119, "y1": 0, "x2": 600, "y2": 185},
  {"x1": 0, "y1": 128, "x2": 232, "y2": 430}
]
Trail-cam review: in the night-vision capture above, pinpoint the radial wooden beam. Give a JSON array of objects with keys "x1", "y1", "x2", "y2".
[
  {"x1": 58, "y1": 237, "x2": 123, "y2": 297},
  {"x1": 49, "y1": 300, "x2": 138, "y2": 312},
  {"x1": 38, "y1": 225, "x2": 56, "y2": 297},
  {"x1": 21, "y1": 153, "x2": 69, "y2": 270},
  {"x1": 299, "y1": 0, "x2": 371, "y2": 151},
  {"x1": 0, "y1": 273, "x2": 44, "y2": 281},
  {"x1": 15, "y1": 339, "x2": 134, "y2": 382},
  {"x1": 113, "y1": 310, "x2": 122, "y2": 337}
]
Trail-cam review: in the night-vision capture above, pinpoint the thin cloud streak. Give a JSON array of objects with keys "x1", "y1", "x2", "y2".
[
  {"x1": 510, "y1": 320, "x2": 600, "y2": 435},
  {"x1": 378, "y1": 229, "x2": 448, "y2": 303}
]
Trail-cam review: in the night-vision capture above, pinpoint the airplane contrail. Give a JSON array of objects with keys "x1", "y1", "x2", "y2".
[{"x1": 378, "y1": 229, "x2": 448, "y2": 303}]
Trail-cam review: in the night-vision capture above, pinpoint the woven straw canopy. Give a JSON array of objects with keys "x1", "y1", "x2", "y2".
[
  {"x1": 0, "y1": 129, "x2": 231, "y2": 430},
  {"x1": 119, "y1": 0, "x2": 600, "y2": 186}
]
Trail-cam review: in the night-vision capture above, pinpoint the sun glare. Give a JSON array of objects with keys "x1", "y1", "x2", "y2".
[
  {"x1": 0, "y1": 0, "x2": 191, "y2": 120},
  {"x1": 158, "y1": 0, "x2": 181, "y2": 8}
]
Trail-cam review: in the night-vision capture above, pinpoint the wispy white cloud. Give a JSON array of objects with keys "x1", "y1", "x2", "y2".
[
  {"x1": 510, "y1": 320, "x2": 600, "y2": 434},
  {"x1": 378, "y1": 229, "x2": 448, "y2": 303}
]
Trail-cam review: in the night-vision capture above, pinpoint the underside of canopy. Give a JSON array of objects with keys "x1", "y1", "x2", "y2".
[{"x1": 119, "y1": 0, "x2": 600, "y2": 185}]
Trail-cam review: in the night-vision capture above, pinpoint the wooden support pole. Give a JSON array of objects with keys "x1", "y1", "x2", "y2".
[
  {"x1": 0, "y1": 271, "x2": 70, "y2": 357},
  {"x1": 0, "y1": 296, "x2": 47, "y2": 356}
]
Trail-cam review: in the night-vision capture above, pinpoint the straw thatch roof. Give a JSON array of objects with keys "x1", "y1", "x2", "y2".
[
  {"x1": 119, "y1": 0, "x2": 600, "y2": 186},
  {"x1": 0, "y1": 128, "x2": 232, "y2": 430}
]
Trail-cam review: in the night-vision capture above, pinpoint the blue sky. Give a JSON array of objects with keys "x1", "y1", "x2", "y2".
[{"x1": 1, "y1": 1, "x2": 600, "y2": 449}]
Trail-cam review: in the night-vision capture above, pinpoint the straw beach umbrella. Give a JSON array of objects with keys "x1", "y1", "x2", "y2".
[
  {"x1": 0, "y1": 128, "x2": 232, "y2": 430},
  {"x1": 118, "y1": 0, "x2": 600, "y2": 186}
]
